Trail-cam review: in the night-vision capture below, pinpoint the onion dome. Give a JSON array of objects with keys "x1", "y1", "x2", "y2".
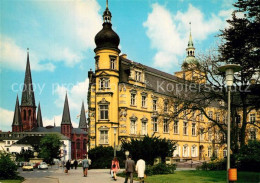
[{"x1": 94, "y1": 1, "x2": 120, "y2": 53}]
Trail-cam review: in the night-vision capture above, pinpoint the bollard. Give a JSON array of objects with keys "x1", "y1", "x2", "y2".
[{"x1": 228, "y1": 168, "x2": 237, "y2": 182}]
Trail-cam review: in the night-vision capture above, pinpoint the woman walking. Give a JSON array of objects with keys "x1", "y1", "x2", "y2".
[{"x1": 111, "y1": 157, "x2": 120, "y2": 181}]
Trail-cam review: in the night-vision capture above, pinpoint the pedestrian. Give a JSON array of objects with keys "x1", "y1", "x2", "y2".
[
  {"x1": 82, "y1": 155, "x2": 89, "y2": 177},
  {"x1": 74, "y1": 159, "x2": 78, "y2": 169},
  {"x1": 65, "y1": 160, "x2": 71, "y2": 175},
  {"x1": 70, "y1": 159, "x2": 74, "y2": 169},
  {"x1": 111, "y1": 157, "x2": 120, "y2": 181},
  {"x1": 136, "y1": 158, "x2": 146, "y2": 183},
  {"x1": 124, "y1": 155, "x2": 135, "y2": 183}
]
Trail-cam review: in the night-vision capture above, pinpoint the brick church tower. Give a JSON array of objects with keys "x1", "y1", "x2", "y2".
[{"x1": 20, "y1": 49, "x2": 37, "y2": 131}]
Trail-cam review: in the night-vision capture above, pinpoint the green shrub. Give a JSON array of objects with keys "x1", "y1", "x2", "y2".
[
  {"x1": 0, "y1": 152, "x2": 19, "y2": 179},
  {"x1": 145, "y1": 163, "x2": 176, "y2": 176},
  {"x1": 88, "y1": 146, "x2": 125, "y2": 169},
  {"x1": 236, "y1": 140, "x2": 260, "y2": 172}
]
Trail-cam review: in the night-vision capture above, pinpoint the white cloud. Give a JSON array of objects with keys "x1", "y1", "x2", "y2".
[
  {"x1": 0, "y1": 108, "x2": 13, "y2": 131},
  {"x1": 1, "y1": 0, "x2": 102, "y2": 71},
  {"x1": 143, "y1": 3, "x2": 229, "y2": 70},
  {"x1": 54, "y1": 77, "x2": 89, "y2": 113},
  {"x1": 0, "y1": 36, "x2": 55, "y2": 71}
]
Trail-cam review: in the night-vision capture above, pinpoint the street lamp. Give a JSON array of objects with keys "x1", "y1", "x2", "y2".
[
  {"x1": 218, "y1": 64, "x2": 241, "y2": 183},
  {"x1": 111, "y1": 126, "x2": 118, "y2": 157}
]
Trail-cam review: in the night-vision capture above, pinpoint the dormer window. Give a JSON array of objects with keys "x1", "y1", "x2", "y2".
[{"x1": 135, "y1": 71, "x2": 142, "y2": 81}]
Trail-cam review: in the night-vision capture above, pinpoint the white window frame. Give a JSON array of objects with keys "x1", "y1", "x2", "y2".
[
  {"x1": 163, "y1": 119, "x2": 169, "y2": 133},
  {"x1": 141, "y1": 95, "x2": 147, "y2": 108},
  {"x1": 99, "y1": 78, "x2": 110, "y2": 89},
  {"x1": 208, "y1": 147, "x2": 212, "y2": 157},
  {"x1": 110, "y1": 57, "x2": 116, "y2": 70},
  {"x1": 208, "y1": 111, "x2": 213, "y2": 122},
  {"x1": 141, "y1": 121, "x2": 147, "y2": 135},
  {"x1": 153, "y1": 117, "x2": 158, "y2": 132},
  {"x1": 153, "y1": 99, "x2": 157, "y2": 111},
  {"x1": 183, "y1": 145, "x2": 189, "y2": 157},
  {"x1": 191, "y1": 145, "x2": 197, "y2": 157},
  {"x1": 173, "y1": 144, "x2": 180, "y2": 157},
  {"x1": 100, "y1": 130, "x2": 108, "y2": 144},
  {"x1": 174, "y1": 120, "x2": 179, "y2": 134},
  {"x1": 99, "y1": 105, "x2": 109, "y2": 120},
  {"x1": 130, "y1": 120, "x2": 137, "y2": 134},
  {"x1": 135, "y1": 71, "x2": 142, "y2": 81},
  {"x1": 183, "y1": 121, "x2": 188, "y2": 135},
  {"x1": 131, "y1": 93, "x2": 136, "y2": 106},
  {"x1": 250, "y1": 113, "x2": 256, "y2": 123}
]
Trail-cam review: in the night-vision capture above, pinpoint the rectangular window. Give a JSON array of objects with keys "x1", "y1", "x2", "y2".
[
  {"x1": 250, "y1": 130, "x2": 256, "y2": 140},
  {"x1": 250, "y1": 113, "x2": 256, "y2": 123},
  {"x1": 141, "y1": 96, "x2": 146, "y2": 108},
  {"x1": 135, "y1": 71, "x2": 141, "y2": 81},
  {"x1": 163, "y1": 119, "x2": 169, "y2": 133},
  {"x1": 110, "y1": 58, "x2": 116, "y2": 70},
  {"x1": 208, "y1": 130, "x2": 212, "y2": 141},
  {"x1": 208, "y1": 148, "x2": 212, "y2": 157},
  {"x1": 100, "y1": 105, "x2": 109, "y2": 120},
  {"x1": 200, "y1": 129, "x2": 204, "y2": 141},
  {"x1": 131, "y1": 93, "x2": 136, "y2": 106},
  {"x1": 216, "y1": 113, "x2": 220, "y2": 122},
  {"x1": 200, "y1": 112, "x2": 204, "y2": 121},
  {"x1": 223, "y1": 115, "x2": 227, "y2": 124},
  {"x1": 130, "y1": 120, "x2": 136, "y2": 134},
  {"x1": 174, "y1": 120, "x2": 179, "y2": 134},
  {"x1": 208, "y1": 111, "x2": 213, "y2": 122},
  {"x1": 153, "y1": 99, "x2": 157, "y2": 111},
  {"x1": 164, "y1": 102, "x2": 168, "y2": 113},
  {"x1": 100, "y1": 130, "x2": 108, "y2": 144},
  {"x1": 223, "y1": 148, "x2": 227, "y2": 158},
  {"x1": 99, "y1": 78, "x2": 110, "y2": 89},
  {"x1": 153, "y1": 118, "x2": 158, "y2": 132},
  {"x1": 142, "y1": 122, "x2": 147, "y2": 135},
  {"x1": 192, "y1": 123, "x2": 196, "y2": 136},
  {"x1": 183, "y1": 121, "x2": 188, "y2": 135}
]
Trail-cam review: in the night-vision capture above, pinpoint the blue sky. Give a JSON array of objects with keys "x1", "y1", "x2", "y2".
[{"x1": 0, "y1": 0, "x2": 236, "y2": 131}]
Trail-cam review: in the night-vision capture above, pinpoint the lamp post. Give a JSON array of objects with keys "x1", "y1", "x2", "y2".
[
  {"x1": 125, "y1": 150, "x2": 129, "y2": 160},
  {"x1": 111, "y1": 126, "x2": 118, "y2": 157},
  {"x1": 218, "y1": 64, "x2": 241, "y2": 183}
]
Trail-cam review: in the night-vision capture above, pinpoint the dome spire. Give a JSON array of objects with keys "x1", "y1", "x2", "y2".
[
  {"x1": 103, "y1": 0, "x2": 112, "y2": 23},
  {"x1": 186, "y1": 22, "x2": 195, "y2": 57},
  {"x1": 188, "y1": 22, "x2": 194, "y2": 49}
]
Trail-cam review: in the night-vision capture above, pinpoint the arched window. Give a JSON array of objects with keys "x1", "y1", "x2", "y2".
[
  {"x1": 23, "y1": 110, "x2": 26, "y2": 120},
  {"x1": 83, "y1": 139, "x2": 87, "y2": 150},
  {"x1": 28, "y1": 109, "x2": 31, "y2": 117},
  {"x1": 76, "y1": 139, "x2": 80, "y2": 150}
]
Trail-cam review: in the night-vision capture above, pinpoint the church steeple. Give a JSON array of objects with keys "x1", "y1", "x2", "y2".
[
  {"x1": 21, "y1": 48, "x2": 36, "y2": 107},
  {"x1": 36, "y1": 102, "x2": 43, "y2": 127},
  {"x1": 12, "y1": 95, "x2": 23, "y2": 132},
  {"x1": 61, "y1": 93, "x2": 72, "y2": 125},
  {"x1": 20, "y1": 48, "x2": 37, "y2": 131},
  {"x1": 78, "y1": 102, "x2": 87, "y2": 130},
  {"x1": 61, "y1": 93, "x2": 72, "y2": 138}
]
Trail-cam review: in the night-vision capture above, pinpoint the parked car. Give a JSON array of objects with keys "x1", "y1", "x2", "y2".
[
  {"x1": 22, "y1": 163, "x2": 33, "y2": 171},
  {"x1": 38, "y1": 162, "x2": 48, "y2": 170},
  {"x1": 33, "y1": 162, "x2": 40, "y2": 169}
]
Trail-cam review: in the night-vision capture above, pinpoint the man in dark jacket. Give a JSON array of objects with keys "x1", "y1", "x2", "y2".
[
  {"x1": 74, "y1": 159, "x2": 78, "y2": 169},
  {"x1": 124, "y1": 155, "x2": 135, "y2": 183}
]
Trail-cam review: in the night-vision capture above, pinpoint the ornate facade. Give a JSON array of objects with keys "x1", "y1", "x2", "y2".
[{"x1": 87, "y1": 2, "x2": 259, "y2": 160}]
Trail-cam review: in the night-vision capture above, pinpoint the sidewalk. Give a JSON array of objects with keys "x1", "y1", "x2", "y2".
[{"x1": 52, "y1": 168, "x2": 139, "y2": 183}]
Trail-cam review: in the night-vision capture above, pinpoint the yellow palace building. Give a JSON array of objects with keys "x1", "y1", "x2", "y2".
[{"x1": 87, "y1": 2, "x2": 259, "y2": 160}]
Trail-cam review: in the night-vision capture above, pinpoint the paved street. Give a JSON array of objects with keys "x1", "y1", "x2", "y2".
[{"x1": 19, "y1": 167, "x2": 139, "y2": 183}]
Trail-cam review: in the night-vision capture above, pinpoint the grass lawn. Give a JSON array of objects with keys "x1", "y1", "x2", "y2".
[
  {"x1": 144, "y1": 171, "x2": 260, "y2": 183},
  {"x1": 0, "y1": 180, "x2": 23, "y2": 183}
]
